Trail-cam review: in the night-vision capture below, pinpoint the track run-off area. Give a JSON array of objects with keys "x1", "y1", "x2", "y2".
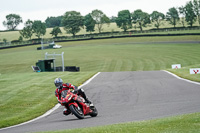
[{"x1": 1, "y1": 70, "x2": 200, "y2": 133}]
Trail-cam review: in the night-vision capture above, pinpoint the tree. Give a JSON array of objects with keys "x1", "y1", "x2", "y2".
[
  {"x1": 179, "y1": 6, "x2": 186, "y2": 27},
  {"x1": 110, "y1": 16, "x2": 117, "y2": 22},
  {"x1": 32, "y1": 20, "x2": 46, "y2": 39},
  {"x1": 150, "y1": 11, "x2": 165, "y2": 29},
  {"x1": 3, "y1": 14, "x2": 23, "y2": 30},
  {"x1": 166, "y1": 7, "x2": 179, "y2": 28},
  {"x1": 18, "y1": 36, "x2": 23, "y2": 42},
  {"x1": 50, "y1": 26, "x2": 62, "y2": 37},
  {"x1": 62, "y1": 11, "x2": 84, "y2": 37},
  {"x1": 19, "y1": 19, "x2": 33, "y2": 40},
  {"x1": 91, "y1": 9, "x2": 110, "y2": 33},
  {"x1": 132, "y1": 9, "x2": 151, "y2": 31},
  {"x1": 84, "y1": 13, "x2": 96, "y2": 33},
  {"x1": 115, "y1": 10, "x2": 132, "y2": 32},
  {"x1": 45, "y1": 16, "x2": 63, "y2": 28},
  {"x1": 3, "y1": 38, "x2": 7, "y2": 44},
  {"x1": 193, "y1": 0, "x2": 200, "y2": 25},
  {"x1": 185, "y1": 1, "x2": 196, "y2": 27}
]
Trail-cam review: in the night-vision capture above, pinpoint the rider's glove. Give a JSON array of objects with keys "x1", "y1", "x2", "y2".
[{"x1": 58, "y1": 100, "x2": 65, "y2": 106}]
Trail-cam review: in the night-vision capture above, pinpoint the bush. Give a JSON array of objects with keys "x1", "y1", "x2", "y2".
[
  {"x1": 18, "y1": 36, "x2": 23, "y2": 42},
  {"x1": 11, "y1": 40, "x2": 20, "y2": 43}
]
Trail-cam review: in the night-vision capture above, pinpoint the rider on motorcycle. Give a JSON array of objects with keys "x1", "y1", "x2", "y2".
[{"x1": 54, "y1": 78, "x2": 92, "y2": 116}]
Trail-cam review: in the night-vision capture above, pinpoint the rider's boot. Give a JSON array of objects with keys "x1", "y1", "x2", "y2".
[
  {"x1": 85, "y1": 98, "x2": 92, "y2": 104},
  {"x1": 63, "y1": 108, "x2": 71, "y2": 116}
]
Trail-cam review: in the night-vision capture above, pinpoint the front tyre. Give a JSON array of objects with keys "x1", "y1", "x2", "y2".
[
  {"x1": 69, "y1": 105, "x2": 84, "y2": 119},
  {"x1": 90, "y1": 105, "x2": 98, "y2": 117}
]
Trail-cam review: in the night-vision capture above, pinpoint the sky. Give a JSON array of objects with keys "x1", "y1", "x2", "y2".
[{"x1": 0, "y1": 0, "x2": 190, "y2": 30}]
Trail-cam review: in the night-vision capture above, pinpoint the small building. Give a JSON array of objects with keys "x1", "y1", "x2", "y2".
[{"x1": 36, "y1": 59, "x2": 55, "y2": 72}]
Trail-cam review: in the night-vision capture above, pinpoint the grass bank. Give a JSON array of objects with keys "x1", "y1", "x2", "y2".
[
  {"x1": 39, "y1": 113, "x2": 200, "y2": 133},
  {"x1": 168, "y1": 64, "x2": 200, "y2": 82},
  {"x1": 0, "y1": 72, "x2": 96, "y2": 128},
  {"x1": 0, "y1": 36, "x2": 200, "y2": 128}
]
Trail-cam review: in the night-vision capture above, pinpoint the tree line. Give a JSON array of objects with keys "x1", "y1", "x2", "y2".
[{"x1": 2, "y1": 0, "x2": 200, "y2": 40}]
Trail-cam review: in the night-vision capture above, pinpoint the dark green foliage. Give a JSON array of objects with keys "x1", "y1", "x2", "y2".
[
  {"x1": 185, "y1": 1, "x2": 197, "y2": 27},
  {"x1": 193, "y1": 0, "x2": 200, "y2": 25},
  {"x1": 91, "y1": 9, "x2": 110, "y2": 33},
  {"x1": 150, "y1": 11, "x2": 165, "y2": 29},
  {"x1": 62, "y1": 11, "x2": 84, "y2": 37},
  {"x1": 45, "y1": 16, "x2": 63, "y2": 28},
  {"x1": 179, "y1": 6, "x2": 186, "y2": 27},
  {"x1": 110, "y1": 16, "x2": 117, "y2": 22},
  {"x1": 18, "y1": 36, "x2": 23, "y2": 42},
  {"x1": 3, "y1": 14, "x2": 23, "y2": 30},
  {"x1": 84, "y1": 13, "x2": 96, "y2": 33},
  {"x1": 32, "y1": 20, "x2": 46, "y2": 39},
  {"x1": 116, "y1": 10, "x2": 132, "y2": 32},
  {"x1": 19, "y1": 19, "x2": 33, "y2": 40},
  {"x1": 166, "y1": 7, "x2": 179, "y2": 28},
  {"x1": 50, "y1": 26, "x2": 62, "y2": 37},
  {"x1": 1, "y1": 0, "x2": 200, "y2": 37},
  {"x1": 132, "y1": 9, "x2": 151, "y2": 31}
]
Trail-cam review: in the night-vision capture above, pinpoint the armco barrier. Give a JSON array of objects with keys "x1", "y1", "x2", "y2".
[{"x1": 1, "y1": 33, "x2": 200, "y2": 50}]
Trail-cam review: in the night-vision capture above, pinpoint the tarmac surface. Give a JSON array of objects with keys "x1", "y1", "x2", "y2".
[{"x1": 1, "y1": 71, "x2": 200, "y2": 133}]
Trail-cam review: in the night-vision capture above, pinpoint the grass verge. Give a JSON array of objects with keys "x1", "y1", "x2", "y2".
[
  {"x1": 0, "y1": 72, "x2": 96, "y2": 128},
  {"x1": 39, "y1": 113, "x2": 200, "y2": 133},
  {"x1": 167, "y1": 64, "x2": 200, "y2": 82}
]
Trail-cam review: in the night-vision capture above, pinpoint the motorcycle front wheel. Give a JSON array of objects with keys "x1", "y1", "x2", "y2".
[
  {"x1": 89, "y1": 106, "x2": 98, "y2": 117},
  {"x1": 69, "y1": 104, "x2": 84, "y2": 119}
]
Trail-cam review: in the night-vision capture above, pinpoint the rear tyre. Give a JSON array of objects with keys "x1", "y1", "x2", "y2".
[{"x1": 69, "y1": 105, "x2": 84, "y2": 119}]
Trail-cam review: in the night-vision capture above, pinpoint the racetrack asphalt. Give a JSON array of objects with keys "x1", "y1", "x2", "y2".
[{"x1": 1, "y1": 71, "x2": 200, "y2": 133}]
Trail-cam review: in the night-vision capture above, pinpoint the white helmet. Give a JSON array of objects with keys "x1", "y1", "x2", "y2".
[{"x1": 54, "y1": 78, "x2": 63, "y2": 89}]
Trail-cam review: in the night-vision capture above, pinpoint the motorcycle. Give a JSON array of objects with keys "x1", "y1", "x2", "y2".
[{"x1": 60, "y1": 89, "x2": 98, "y2": 119}]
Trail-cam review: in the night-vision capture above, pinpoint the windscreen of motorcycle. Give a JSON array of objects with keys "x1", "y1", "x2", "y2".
[{"x1": 61, "y1": 90, "x2": 68, "y2": 98}]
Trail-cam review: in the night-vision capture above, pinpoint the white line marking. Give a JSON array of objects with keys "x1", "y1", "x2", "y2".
[
  {"x1": 162, "y1": 70, "x2": 200, "y2": 85},
  {"x1": 78, "y1": 72, "x2": 101, "y2": 89},
  {"x1": 0, "y1": 72, "x2": 101, "y2": 131}
]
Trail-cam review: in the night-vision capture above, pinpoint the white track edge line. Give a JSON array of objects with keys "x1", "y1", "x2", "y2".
[
  {"x1": 0, "y1": 72, "x2": 101, "y2": 131},
  {"x1": 162, "y1": 70, "x2": 200, "y2": 85}
]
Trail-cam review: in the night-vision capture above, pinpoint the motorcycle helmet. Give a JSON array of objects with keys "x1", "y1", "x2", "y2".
[{"x1": 54, "y1": 78, "x2": 63, "y2": 89}]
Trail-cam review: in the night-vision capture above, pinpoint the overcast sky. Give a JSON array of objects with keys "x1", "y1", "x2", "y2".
[{"x1": 0, "y1": 0, "x2": 190, "y2": 30}]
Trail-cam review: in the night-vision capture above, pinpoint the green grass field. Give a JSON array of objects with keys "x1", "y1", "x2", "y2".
[{"x1": 0, "y1": 36, "x2": 200, "y2": 131}]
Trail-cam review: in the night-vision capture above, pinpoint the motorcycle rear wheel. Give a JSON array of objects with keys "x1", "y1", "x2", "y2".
[{"x1": 69, "y1": 104, "x2": 84, "y2": 119}]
